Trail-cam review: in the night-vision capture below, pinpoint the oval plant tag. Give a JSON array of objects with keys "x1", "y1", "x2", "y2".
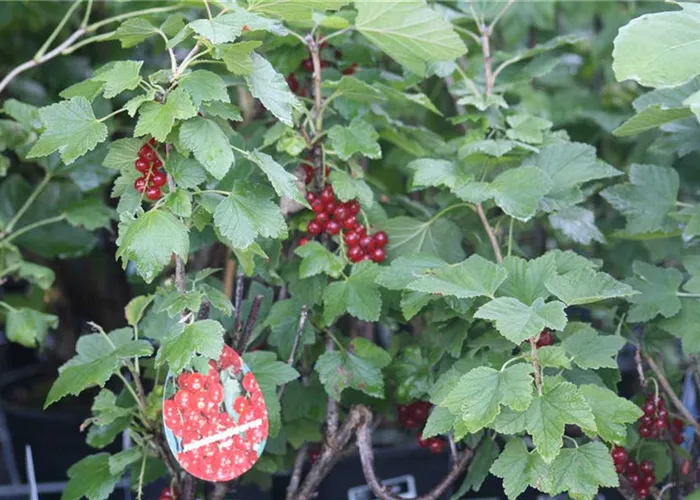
[{"x1": 162, "y1": 345, "x2": 269, "y2": 481}]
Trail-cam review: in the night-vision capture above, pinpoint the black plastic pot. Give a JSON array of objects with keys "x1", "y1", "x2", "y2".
[{"x1": 0, "y1": 365, "x2": 121, "y2": 494}]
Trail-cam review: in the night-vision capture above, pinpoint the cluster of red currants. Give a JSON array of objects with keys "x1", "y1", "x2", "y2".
[
  {"x1": 163, "y1": 346, "x2": 268, "y2": 481},
  {"x1": 638, "y1": 394, "x2": 684, "y2": 444},
  {"x1": 157, "y1": 486, "x2": 178, "y2": 500},
  {"x1": 133, "y1": 139, "x2": 167, "y2": 200},
  {"x1": 299, "y1": 185, "x2": 389, "y2": 263},
  {"x1": 286, "y1": 43, "x2": 357, "y2": 96},
  {"x1": 611, "y1": 446, "x2": 656, "y2": 498},
  {"x1": 397, "y1": 402, "x2": 445, "y2": 454}
]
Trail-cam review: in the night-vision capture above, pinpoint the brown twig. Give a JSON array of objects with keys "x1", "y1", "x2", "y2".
[
  {"x1": 233, "y1": 270, "x2": 245, "y2": 334},
  {"x1": 356, "y1": 407, "x2": 473, "y2": 500},
  {"x1": 476, "y1": 203, "x2": 503, "y2": 263},
  {"x1": 529, "y1": 338, "x2": 543, "y2": 394},
  {"x1": 236, "y1": 294, "x2": 263, "y2": 352},
  {"x1": 285, "y1": 444, "x2": 309, "y2": 500},
  {"x1": 635, "y1": 347, "x2": 647, "y2": 387},
  {"x1": 325, "y1": 335, "x2": 339, "y2": 437},
  {"x1": 644, "y1": 354, "x2": 700, "y2": 437},
  {"x1": 223, "y1": 249, "x2": 235, "y2": 299},
  {"x1": 277, "y1": 306, "x2": 309, "y2": 400}
]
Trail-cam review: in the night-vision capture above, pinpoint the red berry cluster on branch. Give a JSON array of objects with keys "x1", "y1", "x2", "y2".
[
  {"x1": 300, "y1": 184, "x2": 389, "y2": 263},
  {"x1": 397, "y1": 401, "x2": 431, "y2": 430},
  {"x1": 638, "y1": 394, "x2": 684, "y2": 444},
  {"x1": 163, "y1": 346, "x2": 268, "y2": 481},
  {"x1": 133, "y1": 139, "x2": 166, "y2": 201},
  {"x1": 417, "y1": 434, "x2": 446, "y2": 455},
  {"x1": 535, "y1": 329, "x2": 555, "y2": 348},
  {"x1": 157, "y1": 486, "x2": 178, "y2": 500},
  {"x1": 611, "y1": 446, "x2": 656, "y2": 498}
]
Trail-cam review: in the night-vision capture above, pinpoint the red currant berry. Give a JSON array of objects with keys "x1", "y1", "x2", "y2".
[
  {"x1": 311, "y1": 199, "x2": 325, "y2": 214},
  {"x1": 359, "y1": 235, "x2": 375, "y2": 251},
  {"x1": 326, "y1": 220, "x2": 341, "y2": 235},
  {"x1": 143, "y1": 148, "x2": 156, "y2": 162},
  {"x1": 656, "y1": 397, "x2": 666, "y2": 409},
  {"x1": 627, "y1": 473, "x2": 640, "y2": 487},
  {"x1": 642, "y1": 474, "x2": 655, "y2": 487},
  {"x1": 301, "y1": 59, "x2": 314, "y2": 72},
  {"x1": 344, "y1": 230, "x2": 360, "y2": 246},
  {"x1": 146, "y1": 186, "x2": 161, "y2": 201},
  {"x1": 639, "y1": 461, "x2": 654, "y2": 474},
  {"x1": 640, "y1": 415, "x2": 653, "y2": 426},
  {"x1": 642, "y1": 401, "x2": 656, "y2": 416},
  {"x1": 324, "y1": 200, "x2": 337, "y2": 215},
  {"x1": 343, "y1": 215, "x2": 358, "y2": 230},
  {"x1": 397, "y1": 405, "x2": 410, "y2": 417},
  {"x1": 371, "y1": 247, "x2": 386, "y2": 263},
  {"x1": 315, "y1": 212, "x2": 329, "y2": 226},
  {"x1": 158, "y1": 486, "x2": 178, "y2": 500},
  {"x1": 151, "y1": 170, "x2": 167, "y2": 188},
  {"x1": 428, "y1": 439, "x2": 445, "y2": 454},
  {"x1": 342, "y1": 63, "x2": 358, "y2": 75},
  {"x1": 308, "y1": 220, "x2": 322, "y2": 236},
  {"x1": 333, "y1": 205, "x2": 348, "y2": 221},
  {"x1": 637, "y1": 487, "x2": 650, "y2": 498},
  {"x1": 416, "y1": 435, "x2": 430, "y2": 448},
  {"x1": 148, "y1": 138, "x2": 157, "y2": 146},
  {"x1": 536, "y1": 330, "x2": 554, "y2": 348},
  {"x1": 320, "y1": 185, "x2": 334, "y2": 202},
  {"x1": 138, "y1": 144, "x2": 152, "y2": 158},
  {"x1": 403, "y1": 417, "x2": 419, "y2": 429},
  {"x1": 134, "y1": 177, "x2": 147, "y2": 193},
  {"x1": 373, "y1": 231, "x2": 388, "y2": 248},
  {"x1": 611, "y1": 446, "x2": 628, "y2": 464},
  {"x1": 411, "y1": 403, "x2": 430, "y2": 422},
  {"x1": 654, "y1": 419, "x2": 667, "y2": 430},
  {"x1": 135, "y1": 159, "x2": 150, "y2": 173},
  {"x1": 152, "y1": 158, "x2": 163, "y2": 169},
  {"x1": 306, "y1": 191, "x2": 317, "y2": 203},
  {"x1": 286, "y1": 73, "x2": 299, "y2": 94},
  {"x1": 347, "y1": 200, "x2": 360, "y2": 215},
  {"x1": 615, "y1": 462, "x2": 626, "y2": 474},
  {"x1": 299, "y1": 237, "x2": 310, "y2": 246},
  {"x1": 347, "y1": 246, "x2": 364, "y2": 263},
  {"x1": 673, "y1": 433, "x2": 685, "y2": 444},
  {"x1": 308, "y1": 449, "x2": 321, "y2": 464},
  {"x1": 672, "y1": 418, "x2": 684, "y2": 433},
  {"x1": 657, "y1": 408, "x2": 668, "y2": 421},
  {"x1": 626, "y1": 460, "x2": 638, "y2": 474}
]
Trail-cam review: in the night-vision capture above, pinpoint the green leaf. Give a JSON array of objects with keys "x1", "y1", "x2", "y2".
[
  {"x1": 189, "y1": 10, "x2": 286, "y2": 44},
  {"x1": 454, "y1": 438, "x2": 500, "y2": 496},
  {"x1": 114, "y1": 18, "x2": 158, "y2": 48},
  {"x1": 179, "y1": 117, "x2": 234, "y2": 180},
  {"x1": 505, "y1": 114, "x2": 552, "y2": 144},
  {"x1": 6, "y1": 307, "x2": 58, "y2": 347},
  {"x1": 489, "y1": 166, "x2": 553, "y2": 221},
  {"x1": 406, "y1": 254, "x2": 507, "y2": 299},
  {"x1": 315, "y1": 337, "x2": 391, "y2": 400},
  {"x1": 156, "y1": 319, "x2": 225, "y2": 373},
  {"x1": 324, "y1": 261, "x2": 382, "y2": 323},
  {"x1": 243, "y1": 351, "x2": 300, "y2": 390},
  {"x1": 134, "y1": 87, "x2": 197, "y2": 142},
  {"x1": 442, "y1": 364, "x2": 534, "y2": 434},
  {"x1": 27, "y1": 97, "x2": 108, "y2": 164},
  {"x1": 166, "y1": 151, "x2": 208, "y2": 188},
  {"x1": 537, "y1": 346, "x2": 572, "y2": 369},
  {"x1": 164, "y1": 189, "x2": 193, "y2": 218},
  {"x1": 154, "y1": 290, "x2": 203, "y2": 317},
  {"x1": 124, "y1": 295, "x2": 153, "y2": 326},
  {"x1": 115, "y1": 210, "x2": 189, "y2": 283},
  {"x1": 614, "y1": 105, "x2": 693, "y2": 136},
  {"x1": 213, "y1": 181, "x2": 287, "y2": 250},
  {"x1": 46, "y1": 328, "x2": 152, "y2": 407},
  {"x1": 17, "y1": 262, "x2": 55, "y2": 290},
  {"x1": 612, "y1": 3, "x2": 700, "y2": 88},
  {"x1": 561, "y1": 324, "x2": 625, "y2": 370},
  {"x1": 422, "y1": 406, "x2": 456, "y2": 438},
  {"x1": 248, "y1": 0, "x2": 348, "y2": 22},
  {"x1": 600, "y1": 164, "x2": 679, "y2": 234},
  {"x1": 378, "y1": 216, "x2": 465, "y2": 263},
  {"x1": 475, "y1": 297, "x2": 567, "y2": 344},
  {"x1": 545, "y1": 268, "x2": 637, "y2": 306},
  {"x1": 64, "y1": 197, "x2": 115, "y2": 230},
  {"x1": 491, "y1": 439, "x2": 553, "y2": 500},
  {"x1": 624, "y1": 261, "x2": 682, "y2": 322},
  {"x1": 218, "y1": 41, "x2": 263, "y2": 75},
  {"x1": 524, "y1": 141, "x2": 622, "y2": 212},
  {"x1": 549, "y1": 442, "x2": 619, "y2": 500},
  {"x1": 579, "y1": 384, "x2": 643, "y2": 445},
  {"x1": 327, "y1": 118, "x2": 381, "y2": 160},
  {"x1": 244, "y1": 54, "x2": 302, "y2": 126},
  {"x1": 246, "y1": 150, "x2": 307, "y2": 206},
  {"x1": 60, "y1": 79, "x2": 106, "y2": 102},
  {"x1": 199, "y1": 284, "x2": 234, "y2": 316},
  {"x1": 407, "y1": 158, "x2": 473, "y2": 192},
  {"x1": 91, "y1": 390, "x2": 132, "y2": 426},
  {"x1": 658, "y1": 299, "x2": 700, "y2": 355},
  {"x1": 263, "y1": 300, "x2": 314, "y2": 360},
  {"x1": 376, "y1": 254, "x2": 447, "y2": 290},
  {"x1": 524, "y1": 378, "x2": 596, "y2": 463},
  {"x1": 201, "y1": 101, "x2": 242, "y2": 121},
  {"x1": 93, "y1": 61, "x2": 143, "y2": 99},
  {"x1": 355, "y1": 0, "x2": 467, "y2": 76},
  {"x1": 179, "y1": 70, "x2": 230, "y2": 107},
  {"x1": 329, "y1": 170, "x2": 374, "y2": 208},
  {"x1": 62, "y1": 453, "x2": 122, "y2": 500},
  {"x1": 294, "y1": 241, "x2": 344, "y2": 278},
  {"x1": 498, "y1": 254, "x2": 557, "y2": 305},
  {"x1": 103, "y1": 138, "x2": 141, "y2": 171},
  {"x1": 549, "y1": 206, "x2": 606, "y2": 245}
]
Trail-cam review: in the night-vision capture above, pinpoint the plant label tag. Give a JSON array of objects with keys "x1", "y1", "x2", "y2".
[{"x1": 162, "y1": 345, "x2": 269, "y2": 481}]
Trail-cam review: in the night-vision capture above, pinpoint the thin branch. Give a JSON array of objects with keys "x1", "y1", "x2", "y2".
[
  {"x1": 476, "y1": 203, "x2": 503, "y2": 263},
  {"x1": 3, "y1": 171, "x2": 51, "y2": 234},
  {"x1": 488, "y1": 0, "x2": 516, "y2": 31},
  {"x1": 325, "y1": 335, "x2": 339, "y2": 437},
  {"x1": 287, "y1": 306, "x2": 309, "y2": 365},
  {"x1": 635, "y1": 347, "x2": 647, "y2": 387},
  {"x1": 236, "y1": 294, "x2": 263, "y2": 352},
  {"x1": 644, "y1": 354, "x2": 700, "y2": 437},
  {"x1": 233, "y1": 270, "x2": 245, "y2": 334},
  {"x1": 285, "y1": 444, "x2": 309, "y2": 500},
  {"x1": 306, "y1": 34, "x2": 324, "y2": 134},
  {"x1": 529, "y1": 338, "x2": 543, "y2": 395},
  {"x1": 356, "y1": 407, "x2": 473, "y2": 500}
]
